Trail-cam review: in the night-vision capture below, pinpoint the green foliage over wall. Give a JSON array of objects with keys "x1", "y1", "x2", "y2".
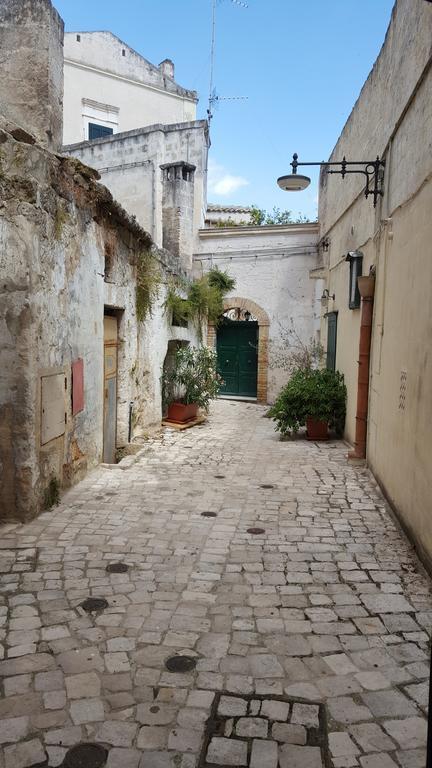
[
  {"x1": 136, "y1": 249, "x2": 161, "y2": 322},
  {"x1": 249, "y1": 205, "x2": 313, "y2": 226},
  {"x1": 163, "y1": 267, "x2": 236, "y2": 332}
]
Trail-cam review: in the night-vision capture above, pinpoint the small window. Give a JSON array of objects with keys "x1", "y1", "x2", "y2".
[
  {"x1": 346, "y1": 251, "x2": 363, "y2": 309},
  {"x1": 122, "y1": 49, "x2": 126, "y2": 56},
  {"x1": 88, "y1": 123, "x2": 114, "y2": 141},
  {"x1": 76, "y1": 34, "x2": 81, "y2": 42}
]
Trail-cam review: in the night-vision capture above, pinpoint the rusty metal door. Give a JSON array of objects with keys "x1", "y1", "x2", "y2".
[{"x1": 103, "y1": 316, "x2": 118, "y2": 463}]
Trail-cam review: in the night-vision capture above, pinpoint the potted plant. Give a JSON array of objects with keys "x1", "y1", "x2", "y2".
[
  {"x1": 269, "y1": 368, "x2": 346, "y2": 440},
  {"x1": 164, "y1": 345, "x2": 222, "y2": 423}
]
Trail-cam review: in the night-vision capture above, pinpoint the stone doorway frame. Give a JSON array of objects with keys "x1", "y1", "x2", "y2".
[{"x1": 208, "y1": 296, "x2": 270, "y2": 404}]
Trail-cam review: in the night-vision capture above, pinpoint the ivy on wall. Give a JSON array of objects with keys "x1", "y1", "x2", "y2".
[{"x1": 135, "y1": 249, "x2": 162, "y2": 322}]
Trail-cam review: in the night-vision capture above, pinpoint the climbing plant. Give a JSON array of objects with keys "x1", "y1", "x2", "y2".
[
  {"x1": 164, "y1": 283, "x2": 190, "y2": 326},
  {"x1": 136, "y1": 249, "x2": 161, "y2": 322},
  {"x1": 163, "y1": 267, "x2": 236, "y2": 332}
]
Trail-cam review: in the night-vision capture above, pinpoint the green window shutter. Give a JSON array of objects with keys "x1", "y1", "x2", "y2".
[
  {"x1": 88, "y1": 123, "x2": 114, "y2": 140},
  {"x1": 326, "y1": 312, "x2": 338, "y2": 371}
]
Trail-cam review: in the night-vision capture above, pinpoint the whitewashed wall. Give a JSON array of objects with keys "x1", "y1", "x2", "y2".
[
  {"x1": 63, "y1": 120, "x2": 208, "y2": 255},
  {"x1": 317, "y1": 0, "x2": 432, "y2": 567},
  {"x1": 196, "y1": 223, "x2": 320, "y2": 402},
  {"x1": 63, "y1": 32, "x2": 197, "y2": 145}
]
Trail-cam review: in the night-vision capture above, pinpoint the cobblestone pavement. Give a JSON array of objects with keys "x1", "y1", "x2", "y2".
[{"x1": 0, "y1": 400, "x2": 431, "y2": 768}]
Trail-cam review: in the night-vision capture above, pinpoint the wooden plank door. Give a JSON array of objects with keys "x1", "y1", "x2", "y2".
[
  {"x1": 103, "y1": 316, "x2": 118, "y2": 464},
  {"x1": 217, "y1": 320, "x2": 258, "y2": 398}
]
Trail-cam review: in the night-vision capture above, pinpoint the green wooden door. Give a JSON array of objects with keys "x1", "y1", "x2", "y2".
[
  {"x1": 326, "y1": 312, "x2": 338, "y2": 371},
  {"x1": 217, "y1": 320, "x2": 258, "y2": 397}
]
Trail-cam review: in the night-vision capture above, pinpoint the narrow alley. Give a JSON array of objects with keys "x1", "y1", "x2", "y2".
[{"x1": 0, "y1": 401, "x2": 430, "y2": 768}]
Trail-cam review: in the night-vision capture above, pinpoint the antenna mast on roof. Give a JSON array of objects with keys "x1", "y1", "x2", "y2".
[{"x1": 207, "y1": 0, "x2": 248, "y2": 126}]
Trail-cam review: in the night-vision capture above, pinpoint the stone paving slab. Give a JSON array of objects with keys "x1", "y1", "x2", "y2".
[
  {"x1": 0, "y1": 400, "x2": 430, "y2": 768},
  {"x1": 198, "y1": 692, "x2": 327, "y2": 768}
]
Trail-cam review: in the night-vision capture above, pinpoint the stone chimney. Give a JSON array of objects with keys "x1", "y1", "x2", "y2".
[
  {"x1": 159, "y1": 58, "x2": 175, "y2": 80},
  {"x1": 160, "y1": 162, "x2": 196, "y2": 270},
  {"x1": 0, "y1": 0, "x2": 64, "y2": 150}
]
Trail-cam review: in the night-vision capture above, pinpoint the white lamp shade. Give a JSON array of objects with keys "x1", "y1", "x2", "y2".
[{"x1": 277, "y1": 174, "x2": 311, "y2": 191}]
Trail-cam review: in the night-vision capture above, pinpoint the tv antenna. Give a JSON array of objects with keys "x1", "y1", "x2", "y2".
[{"x1": 207, "y1": 0, "x2": 248, "y2": 126}]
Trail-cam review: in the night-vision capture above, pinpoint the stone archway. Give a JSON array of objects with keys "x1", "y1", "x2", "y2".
[{"x1": 208, "y1": 296, "x2": 270, "y2": 404}]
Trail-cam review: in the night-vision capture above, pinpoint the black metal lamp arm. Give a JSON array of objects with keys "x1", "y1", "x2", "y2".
[{"x1": 290, "y1": 153, "x2": 385, "y2": 207}]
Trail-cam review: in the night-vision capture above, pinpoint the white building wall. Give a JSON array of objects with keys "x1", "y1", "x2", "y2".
[
  {"x1": 63, "y1": 121, "x2": 208, "y2": 253},
  {"x1": 196, "y1": 224, "x2": 320, "y2": 402},
  {"x1": 317, "y1": 0, "x2": 432, "y2": 567},
  {"x1": 63, "y1": 32, "x2": 197, "y2": 145}
]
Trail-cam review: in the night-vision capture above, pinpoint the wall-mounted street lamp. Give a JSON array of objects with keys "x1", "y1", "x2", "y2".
[
  {"x1": 277, "y1": 153, "x2": 385, "y2": 207},
  {"x1": 321, "y1": 289, "x2": 335, "y2": 302}
]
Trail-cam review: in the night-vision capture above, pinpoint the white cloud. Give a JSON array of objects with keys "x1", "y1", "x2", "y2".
[{"x1": 208, "y1": 159, "x2": 249, "y2": 197}]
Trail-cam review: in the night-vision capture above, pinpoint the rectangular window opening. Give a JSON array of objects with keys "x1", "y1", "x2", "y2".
[{"x1": 88, "y1": 123, "x2": 114, "y2": 141}]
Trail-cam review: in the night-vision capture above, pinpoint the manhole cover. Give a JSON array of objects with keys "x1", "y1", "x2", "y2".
[
  {"x1": 214, "y1": 475, "x2": 225, "y2": 479},
  {"x1": 201, "y1": 512, "x2": 217, "y2": 518},
  {"x1": 106, "y1": 562, "x2": 129, "y2": 573},
  {"x1": 165, "y1": 655, "x2": 197, "y2": 673},
  {"x1": 247, "y1": 527, "x2": 265, "y2": 535},
  {"x1": 260, "y1": 484, "x2": 274, "y2": 489},
  {"x1": 80, "y1": 597, "x2": 109, "y2": 613},
  {"x1": 64, "y1": 744, "x2": 108, "y2": 768}
]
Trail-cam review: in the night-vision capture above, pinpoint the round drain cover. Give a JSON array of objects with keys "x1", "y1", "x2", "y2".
[
  {"x1": 165, "y1": 655, "x2": 197, "y2": 673},
  {"x1": 64, "y1": 744, "x2": 108, "y2": 768},
  {"x1": 260, "y1": 484, "x2": 274, "y2": 489},
  {"x1": 201, "y1": 512, "x2": 217, "y2": 518},
  {"x1": 106, "y1": 562, "x2": 129, "y2": 573},
  {"x1": 247, "y1": 527, "x2": 266, "y2": 535},
  {"x1": 80, "y1": 597, "x2": 109, "y2": 613}
]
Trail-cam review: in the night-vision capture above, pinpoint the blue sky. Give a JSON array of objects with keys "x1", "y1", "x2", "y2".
[{"x1": 55, "y1": 0, "x2": 394, "y2": 220}]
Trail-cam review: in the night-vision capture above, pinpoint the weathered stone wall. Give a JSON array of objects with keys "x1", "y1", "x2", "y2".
[
  {"x1": 318, "y1": 0, "x2": 432, "y2": 565},
  {"x1": 0, "y1": 119, "x2": 200, "y2": 521},
  {"x1": 63, "y1": 121, "x2": 208, "y2": 256},
  {"x1": 0, "y1": 0, "x2": 64, "y2": 150},
  {"x1": 162, "y1": 164, "x2": 195, "y2": 270},
  {"x1": 196, "y1": 223, "x2": 320, "y2": 403}
]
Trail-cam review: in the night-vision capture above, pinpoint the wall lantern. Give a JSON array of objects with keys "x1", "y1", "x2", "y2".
[
  {"x1": 321, "y1": 238, "x2": 330, "y2": 253},
  {"x1": 277, "y1": 153, "x2": 385, "y2": 207},
  {"x1": 321, "y1": 289, "x2": 335, "y2": 302},
  {"x1": 346, "y1": 251, "x2": 363, "y2": 309}
]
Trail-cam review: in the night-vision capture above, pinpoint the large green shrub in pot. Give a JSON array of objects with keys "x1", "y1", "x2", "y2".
[
  {"x1": 269, "y1": 368, "x2": 347, "y2": 436},
  {"x1": 164, "y1": 346, "x2": 222, "y2": 411}
]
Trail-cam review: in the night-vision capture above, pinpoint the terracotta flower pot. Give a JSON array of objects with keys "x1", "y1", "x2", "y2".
[
  {"x1": 306, "y1": 417, "x2": 329, "y2": 441},
  {"x1": 167, "y1": 402, "x2": 198, "y2": 424}
]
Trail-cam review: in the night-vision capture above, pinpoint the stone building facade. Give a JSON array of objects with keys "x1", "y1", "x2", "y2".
[
  {"x1": 63, "y1": 31, "x2": 197, "y2": 145},
  {"x1": 0, "y1": 0, "x2": 200, "y2": 521},
  {"x1": 204, "y1": 204, "x2": 253, "y2": 227},
  {"x1": 63, "y1": 120, "x2": 208, "y2": 258},
  {"x1": 196, "y1": 223, "x2": 320, "y2": 403},
  {"x1": 317, "y1": 0, "x2": 432, "y2": 565}
]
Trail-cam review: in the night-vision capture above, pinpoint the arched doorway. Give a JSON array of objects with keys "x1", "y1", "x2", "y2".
[{"x1": 208, "y1": 297, "x2": 269, "y2": 404}]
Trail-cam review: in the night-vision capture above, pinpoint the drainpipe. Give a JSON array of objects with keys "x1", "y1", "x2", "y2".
[{"x1": 348, "y1": 272, "x2": 376, "y2": 460}]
